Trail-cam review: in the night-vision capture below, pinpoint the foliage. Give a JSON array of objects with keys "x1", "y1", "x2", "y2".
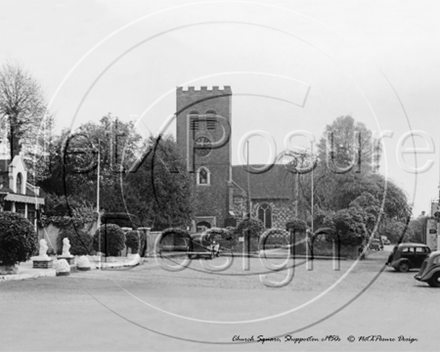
[
  {"x1": 383, "y1": 220, "x2": 414, "y2": 244},
  {"x1": 0, "y1": 211, "x2": 37, "y2": 266},
  {"x1": 125, "y1": 230, "x2": 140, "y2": 252},
  {"x1": 285, "y1": 218, "x2": 307, "y2": 232},
  {"x1": 101, "y1": 212, "x2": 140, "y2": 229},
  {"x1": 0, "y1": 62, "x2": 48, "y2": 161},
  {"x1": 260, "y1": 228, "x2": 289, "y2": 248},
  {"x1": 407, "y1": 216, "x2": 428, "y2": 243},
  {"x1": 236, "y1": 218, "x2": 265, "y2": 238},
  {"x1": 161, "y1": 228, "x2": 190, "y2": 238},
  {"x1": 56, "y1": 227, "x2": 93, "y2": 255},
  {"x1": 39, "y1": 193, "x2": 97, "y2": 232},
  {"x1": 124, "y1": 135, "x2": 194, "y2": 230},
  {"x1": 317, "y1": 115, "x2": 375, "y2": 172},
  {"x1": 93, "y1": 224, "x2": 125, "y2": 256},
  {"x1": 323, "y1": 207, "x2": 368, "y2": 246},
  {"x1": 38, "y1": 115, "x2": 143, "y2": 215}
]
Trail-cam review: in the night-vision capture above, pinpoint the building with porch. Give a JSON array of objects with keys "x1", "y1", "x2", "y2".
[{"x1": 0, "y1": 137, "x2": 44, "y2": 228}]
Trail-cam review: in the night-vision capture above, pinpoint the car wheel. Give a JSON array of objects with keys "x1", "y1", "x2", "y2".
[
  {"x1": 428, "y1": 272, "x2": 440, "y2": 287},
  {"x1": 398, "y1": 261, "x2": 410, "y2": 273}
]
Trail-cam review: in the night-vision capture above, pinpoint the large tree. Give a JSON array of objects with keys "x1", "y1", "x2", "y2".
[
  {"x1": 123, "y1": 134, "x2": 193, "y2": 230},
  {"x1": 289, "y1": 115, "x2": 410, "y2": 244},
  {"x1": 39, "y1": 114, "x2": 142, "y2": 212},
  {"x1": 0, "y1": 62, "x2": 48, "y2": 161},
  {"x1": 39, "y1": 117, "x2": 193, "y2": 231},
  {"x1": 317, "y1": 115, "x2": 378, "y2": 173}
]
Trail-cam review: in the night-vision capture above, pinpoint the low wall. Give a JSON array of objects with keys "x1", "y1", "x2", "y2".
[{"x1": 37, "y1": 224, "x2": 59, "y2": 253}]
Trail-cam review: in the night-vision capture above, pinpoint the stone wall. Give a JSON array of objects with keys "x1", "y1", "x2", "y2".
[{"x1": 251, "y1": 199, "x2": 294, "y2": 229}]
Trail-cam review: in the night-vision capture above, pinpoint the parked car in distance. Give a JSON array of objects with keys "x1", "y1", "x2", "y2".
[
  {"x1": 188, "y1": 228, "x2": 235, "y2": 259},
  {"x1": 381, "y1": 235, "x2": 390, "y2": 245},
  {"x1": 414, "y1": 251, "x2": 440, "y2": 287},
  {"x1": 386, "y1": 243, "x2": 431, "y2": 272},
  {"x1": 369, "y1": 238, "x2": 383, "y2": 251}
]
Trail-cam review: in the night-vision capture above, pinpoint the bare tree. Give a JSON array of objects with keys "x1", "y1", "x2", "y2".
[{"x1": 0, "y1": 62, "x2": 48, "y2": 161}]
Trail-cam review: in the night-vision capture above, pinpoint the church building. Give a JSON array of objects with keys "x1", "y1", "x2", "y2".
[{"x1": 176, "y1": 86, "x2": 296, "y2": 231}]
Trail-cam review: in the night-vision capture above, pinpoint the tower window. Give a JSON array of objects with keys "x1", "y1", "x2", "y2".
[
  {"x1": 197, "y1": 167, "x2": 210, "y2": 185},
  {"x1": 206, "y1": 110, "x2": 216, "y2": 130},
  {"x1": 190, "y1": 117, "x2": 199, "y2": 130},
  {"x1": 206, "y1": 118, "x2": 216, "y2": 130},
  {"x1": 258, "y1": 203, "x2": 272, "y2": 228},
  {"x1": 189, "y1": 111, "x2": 200, "y2": 130}
]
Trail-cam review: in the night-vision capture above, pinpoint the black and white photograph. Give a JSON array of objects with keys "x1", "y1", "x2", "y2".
[{"x1": 0, "y1": 1, "x2": 439, "y2": 351}]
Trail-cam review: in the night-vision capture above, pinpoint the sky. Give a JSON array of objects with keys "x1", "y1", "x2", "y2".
[{"x1": 1, "y1": 0, "x2": 440, "y2": 217}]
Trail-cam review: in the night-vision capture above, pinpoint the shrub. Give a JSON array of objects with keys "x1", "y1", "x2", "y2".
[
  {"x1": 0, "y1": 211, "x2": 38, "y2": 266},
  {"x1": 93, "y1": 224, "x2": 125, "y2": 256},
  {"x1": 236, "y1": 218, "x2": 265, "y2": 239},
  {"x1": 56, "y1": 227, "x2": 93, "y2": 255},
  {"x1": 259, "y1": 228, "x2": 289, "y2": 250},
  {"x1": 285, "y1": 218, "x2": 307, "y2": 232},
  {"x1": 125, "y1": 230, "x2": 140, "y2": 252}
]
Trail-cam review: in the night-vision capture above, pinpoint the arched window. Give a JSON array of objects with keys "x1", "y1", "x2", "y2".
[
  {"x1": 16, "y1": 172, "x2": 22, "y2": 194},
  {"x1": 197, "y1": 167, "x2": 210, "y2": 185},
  {"x1": 258, "y1": 203, "x2": 272, "y2": 228},
  {"x1": 205, "y1": 110, "x2": 216, "y2": 130}
]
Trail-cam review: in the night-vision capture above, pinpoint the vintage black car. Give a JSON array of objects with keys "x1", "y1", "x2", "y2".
[
  {"x1": 188, "y1": 228, "x2": 235, "y2": 259},
  {"x1": 156, "y1": 227, "x2": 235, "y2": 260},
  {"x1": 415, "y1": 251, "x2": 440, "y2": 287},
  {"x1": 386, "y1": 243, "x2": 431, "y2": 272},
  {"x1": 369, "y1": 238, "x2": 383, "y2": 251}
]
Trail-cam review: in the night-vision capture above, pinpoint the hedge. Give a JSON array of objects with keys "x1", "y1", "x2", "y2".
[
  {"x1": 93, "y1": 224, "x2": 125, "y2": 256},
  {"x1": 56, "y1": 227, "x2": 93, "y2": 255},
  {"x1": 0, "y1": 211, "x2": 38, "y2": 266}
]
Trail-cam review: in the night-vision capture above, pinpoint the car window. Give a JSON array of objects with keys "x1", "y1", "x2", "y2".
[
  {"x1": 401, "y1": 248, "x2": 411, "y2": 253},
  {"x1": 415, "y1": 247, "x2": 426, "y2": 253}
]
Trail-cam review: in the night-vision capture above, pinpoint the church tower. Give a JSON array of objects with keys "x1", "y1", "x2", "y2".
[{"x1": 176, "y1": 86, "x2": 232, "y2": 230}]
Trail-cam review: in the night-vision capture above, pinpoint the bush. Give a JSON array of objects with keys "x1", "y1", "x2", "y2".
[
  {"x1": 260, "y1": 228, "x2": 289, "y2": 250},
  {"x1": 93, "y1": 224, "x2": 125, "y2": 256},
  {"x1": 0, "y1": 211, "x2": 38, "y2": 266},
  {"x1": 236, "y1": 218, "x2": 265, "y2": 239},
  {"x1": 125, "y1": 230, "x2": 140, "y2": 252},
  {"x1": 285, "y1": 218, "x2": 307, "y2": 232},
  {"x1": 56, "y1": 227, "x2": 93, "y2": 255}
]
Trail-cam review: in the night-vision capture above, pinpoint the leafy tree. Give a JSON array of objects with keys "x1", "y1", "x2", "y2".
[
  {"x1": 93, "y1": 224, "x2": 125, "y2": 256},
  {"x1": 383, "y1": 219, "x2": 414, "y2": 244},
  {"x1": 236, "y1": 218, "x2": 265, "y2": 238},
  {"x1": 407, "y1": 216, "x2": 428, "y2": 243},
  {"x1": 317, "y1": 115, "x2": 377, "y2": 172},
  {"x1": 0, "y1": 211, "x2": 37, "y2": 266},
  {"x1": 125, "y1": 230, "x2": 140, "y2": 252},
  {"x1": 285, "y1": 218, "x2": 307, "y2": 232},
  {"x1": 0, "y1": 62, "x2": 47, "y2": 160},
  {"x1": 323, "y1": 207, "x2": 368, "y2": 246},
  {"x1": 0, "y1": 62, "x2": 54, "y2": 182},
  {"x1": 39, "y1": 115, "x2": 142, "y2": 209},
  {"x1": 123, "y1": 134, "x2": 193, "y2": 230}
]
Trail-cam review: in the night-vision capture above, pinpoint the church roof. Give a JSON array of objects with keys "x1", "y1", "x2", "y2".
[{"x1": 231, "y1": 164, "x2": 294, "y2": 200}]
